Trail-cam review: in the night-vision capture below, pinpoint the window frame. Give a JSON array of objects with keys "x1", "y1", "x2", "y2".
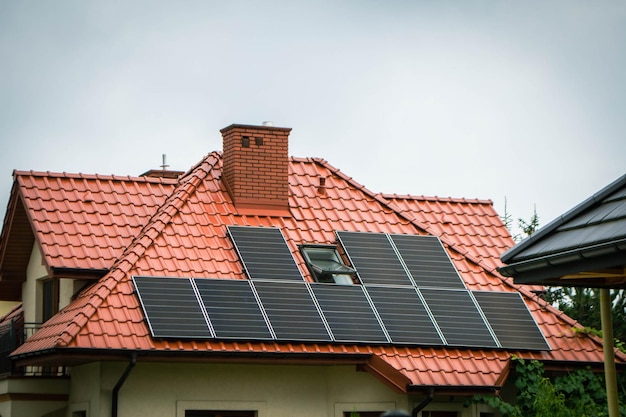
[
  {"x1": 334, "y1": 402, "x2": 397, "y2": 417},
  {"x1": 177, "y1": 401, "x2": 265, "y2": 417},
  {"x1": 42, "y1": 278, "x2": 59, "y2": 322},
  {"x1": 299, "y1": 244, "x2": 357, "y2": 285}
]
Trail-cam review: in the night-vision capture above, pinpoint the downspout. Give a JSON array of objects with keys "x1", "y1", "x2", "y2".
[
  {"x1": 112, "y1": 353, "x2": 137, "y2": 417},
  {"x1": 411, "y1": 388, "x2": 434, "y2": 417}
]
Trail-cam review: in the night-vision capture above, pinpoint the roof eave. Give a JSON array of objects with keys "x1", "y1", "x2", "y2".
[
  {"x1": 11, "y1": 346, "x2": 374, "y2": 368},
  {"x1": 498, "y1": 242, "x2": 626, "y2": 287}
]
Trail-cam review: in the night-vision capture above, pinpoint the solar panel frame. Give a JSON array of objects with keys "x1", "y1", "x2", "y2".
[
  {"x1": 311, "y1": 283, "x2": 389, "y2": 343},
  {"x1": 252, "y1": 280, "x2": 332, "y2": 341},
  {"x1": 194, "y1": 278, "x2": 274, "y2": 340},
  {"x1": 133, "y1": 276, "x2": 212, "y2": 339},
  {"x1": 227, "y1": 226, "x2": 304, "y2": 281},
  {"x1": 389, "y1": 234, "x2": 465, "y2": 289},
  {"x1": 419, "y1": 288, "x2": 498, "y2": 348},
  {"x1": 365, "y1": 285, "x2": 444, "y2": 345},
  {"x1": 472, "y1": 291, "x2": 550, "y2": 351},
  {"x1": 336, "y1": 231, "x2": 413, "y2": 286}
]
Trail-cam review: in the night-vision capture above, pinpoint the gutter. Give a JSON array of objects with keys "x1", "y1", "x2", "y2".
[
  {"x1": 498, "y1": 240, "x2": 626, "y2": 284},
  {"x1": 112, "y1": 353, "x2": 137, "y2": 417}
]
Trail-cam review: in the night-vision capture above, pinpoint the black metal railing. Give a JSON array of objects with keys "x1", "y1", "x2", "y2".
[{"x1": 0, "y1": 319, "x2": 68, "y2": 377}]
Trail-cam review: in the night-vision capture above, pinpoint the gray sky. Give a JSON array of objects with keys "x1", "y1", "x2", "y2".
[{"x1": 1, "y1": 1, "x2": 625, "y2": 238}]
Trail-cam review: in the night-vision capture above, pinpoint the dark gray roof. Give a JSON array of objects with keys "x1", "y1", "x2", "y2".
[{"x1": 499, "y1": 173, "x2": 626, "y2": 286}]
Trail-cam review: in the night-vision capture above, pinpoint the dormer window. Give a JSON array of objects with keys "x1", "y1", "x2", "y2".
[{"x1": 300, "y1": 245, "x2": 356, "y2": 285}]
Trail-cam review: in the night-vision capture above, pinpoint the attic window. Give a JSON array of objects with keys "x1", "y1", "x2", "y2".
[{"x1": 300, "y1": 245, "x2": 356, "y2": 285}]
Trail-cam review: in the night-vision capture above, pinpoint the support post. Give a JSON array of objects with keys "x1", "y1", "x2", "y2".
[{"x1": 600, "y1": 288, "x2": 619, "y2": 417}]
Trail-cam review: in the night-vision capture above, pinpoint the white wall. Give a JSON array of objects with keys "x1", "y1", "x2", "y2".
[
  {"x1": 23, "y1": 243, "x2": 47, "y2": 323},
  {"x1": 69, "y1": 361, "x2": 406, "y2": 417}
]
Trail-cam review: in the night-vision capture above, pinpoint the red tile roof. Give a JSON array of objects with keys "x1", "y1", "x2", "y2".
[
  {"x1": 14, "y1": 171, "x2": 178, "y2": 271},
  {"x1": 4, "y1": 152, "x2": 621, "y2": 393}
]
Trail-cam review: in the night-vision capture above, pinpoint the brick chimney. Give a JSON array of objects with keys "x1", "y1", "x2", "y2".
[{"x1": 221, "y1": 123, "x2": 292, "y2": 215}]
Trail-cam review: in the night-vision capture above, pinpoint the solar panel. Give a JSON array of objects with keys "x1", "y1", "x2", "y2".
[
  {"x1": 228, "y1": 226, "x2": 303, "y2": 281},
  {"x1": 336, "y1": 231, "x2": 413, "y2": 286},
  {"x1": 473, "y1": 291, "x2": 550, "y2": 350},
  {"x1": 311, "y1": 284, "x2": 388, "y2": 343},
  {"x1": 194, "y1": 278, "x2": 273, "y2": 339},
  {"x1": 253, "y1": 281, "x2": 331, "y2": 341},
  {"x1": 365, "y1": 286, "x2": 443, "y2": 345},
  {"x1": 419, "y1": 288, "x2": 497, "y2": 348},
  {"x1": 390, "y1": 234, "x2": 465, "y2": 289},
  {"x1": 133, "y1": 276, "x2": 211, "y2": 339}
]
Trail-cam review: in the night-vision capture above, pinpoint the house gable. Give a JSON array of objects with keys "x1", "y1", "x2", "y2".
[{"x1": 0, "y1": 182, "x2": 36, "y2": 300}]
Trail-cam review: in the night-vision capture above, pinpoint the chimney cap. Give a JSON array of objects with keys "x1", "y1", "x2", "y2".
[
  {"x1": 220, "y1": 123, "x2": 292, "y2": 134},
  {"x1": 262, "y1": 121, "x2": 274, "y2": 127}
]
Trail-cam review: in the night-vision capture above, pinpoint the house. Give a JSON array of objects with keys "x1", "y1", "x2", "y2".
[{"x1": 0, "y1": 123, "x2": 621, "y2": 417}]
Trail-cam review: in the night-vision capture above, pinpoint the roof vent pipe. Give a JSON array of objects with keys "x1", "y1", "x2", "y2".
[
  {"x1": 262, "y1": 121, "x2": 274, "y2": 126},
  {"x1": 318, "y1": 176, "x2": 326, "y2": 194}
]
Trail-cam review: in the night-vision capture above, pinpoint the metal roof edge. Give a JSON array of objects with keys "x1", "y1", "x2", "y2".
[
  {"x1": 498, "y1": 238, "x2": 626, "y2": 280},
  {"x1": 501, "y1": 173, "x2": 626, "y2": 264}
]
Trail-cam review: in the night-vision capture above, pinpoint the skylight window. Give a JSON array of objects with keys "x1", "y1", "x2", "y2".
[{"x1": 300, "y1": 245, "x2": 356, "y2": 285}]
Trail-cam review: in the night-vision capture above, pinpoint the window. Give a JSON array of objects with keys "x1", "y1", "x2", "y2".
[
  {"x1": 186, "y1": 412, "x2": 254, "y2": 417},
  {"x1": 42, "y1": 279, "x2": 59, "y2": 322},
  {"x1": 300, "y1": 245, "x2": 356, "y2": 285}
]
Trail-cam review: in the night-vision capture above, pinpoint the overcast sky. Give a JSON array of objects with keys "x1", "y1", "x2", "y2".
[{"x1": 1, "y1": 1, "x2": 625, "y2": 238}]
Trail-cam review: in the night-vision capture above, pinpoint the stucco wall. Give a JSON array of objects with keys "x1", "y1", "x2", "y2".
[
  {"x1": 68, "y1": 361, "x2": 405, "y2": 417},
  {"x1": 23, "y1": 243, "x2": 47, "y2": 323}
]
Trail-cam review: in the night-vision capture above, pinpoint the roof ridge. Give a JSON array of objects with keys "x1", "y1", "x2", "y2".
[
  {"x1": 12, "y1": 169, "x2": 180, "y2": 184},
  {"x1": 382, "y1": 193, "x2": 494, "y2": 205},
  {"x1": 51, "y1": 153, "x2": 221, "y2": 347}
]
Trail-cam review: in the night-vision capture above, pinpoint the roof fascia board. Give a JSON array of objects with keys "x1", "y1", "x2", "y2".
[
  {"x1": 501, "y1": 173, "x2": 626, "y2": 263},
  {"x1": 12, "y1": 347, "x2": 372, "y2": 367},
  {"x1": 499, "y1": 240, "x2": 626, "y2": 284},
  {"x1": 360, "y1": 355, "x2": 412, "y2": 394},
  {"x1": 0, "y1": 182, "x2": 37, "y2": 283},
  {"x1": 0, "y1": 180, "x2": 23, "y2": 271}
]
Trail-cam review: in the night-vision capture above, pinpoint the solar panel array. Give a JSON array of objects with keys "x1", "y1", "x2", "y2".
[{"x1": 133, "y1": 227, "x2": 549, "y2": 351}]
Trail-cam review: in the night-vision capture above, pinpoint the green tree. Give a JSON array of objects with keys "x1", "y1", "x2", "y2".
[
  {"x1": 500, "y1": 199, "x2": 539, "y2": 242},
  {"x1": 469, "y1": 358, "x2": 626, "y2": 416},
  {"x1": 545, "y1": 287, "x2": 626, "y2": 347},
  {"x1": 517, "y1": 205, "x2": 540, "y2": 238}
]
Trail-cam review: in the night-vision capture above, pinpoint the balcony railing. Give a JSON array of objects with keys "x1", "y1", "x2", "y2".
[{"x1": 0, "y1": 319, "x2": 69, "y2": 377}]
